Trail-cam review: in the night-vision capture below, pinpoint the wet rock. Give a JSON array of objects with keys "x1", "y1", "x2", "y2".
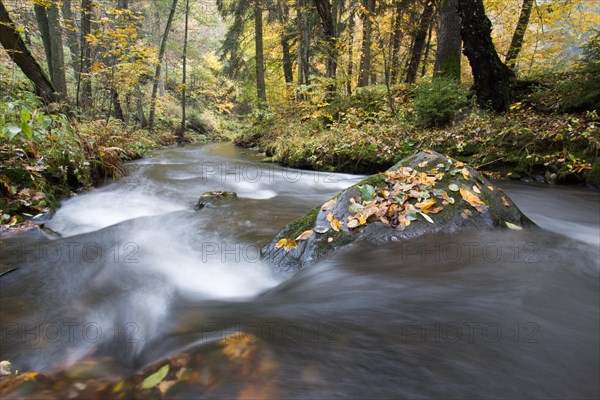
[
  {"x1": 194, "y1": 191, "x2": 238, "y2": 210},
  {"x1": 261, "y1": 151, "x2": 535, "y2": 273}
]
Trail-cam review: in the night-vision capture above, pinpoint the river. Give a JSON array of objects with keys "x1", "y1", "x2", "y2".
[{"x1": 1, "y1": 143, "x2": 598, "y2": 398}]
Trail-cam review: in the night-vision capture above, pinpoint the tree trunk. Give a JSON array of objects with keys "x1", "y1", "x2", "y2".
[
  {"x1": 112, "y1": 89, "x2": 125, "y2": 121},
  {"x1": 420, "y1": 15, "x2": 435, "y2": 77},
  {"x1": 60, "y1": 0, "x2": 80, "y2": 77},
  {"x1": 405, "y1": 0, "x2": 434, "y2": 84},
  {"x1": 313, "y1": 0, "x2": 337, "y2": 82},
  {"x1": 346, "y1": 9, "x2": 355, "y2": 94},
  {"x1": 47, "y1": 2, "x2": 67, "y2": 98},
  {"x1": 34, "y1": 3, "x2": 53, "y2": 78},
  {"x1": 296, "y1": 0, "x2": 305, "y2": 85},
  {"x1": 178, "y1": 0, "x2": 189, "y2": 138},
  {"x1": 434, "y1": 0, "x2": 461, "y2": 80},
  {"x1": 390, "y1": 0, "x2": 408, "y2": 84},
  {"x1": 504, "y1": 0, "x2": 534, "y2": 70},
  {"x1": 0, "y1": 0, "x2": 57, "y2": 104},
  {"x1": 358, "y1": 0, "x2": 375, "y2": 87},
  {"x1": 254, "y1": 1, "x2": 267, "y2": 108},
  {"x1": 457, "y1": 0, "x2": 515, "y2": 111},
  {"x1": 78, "y1": 0, "x2": 93, "y2": 111},
  {"x1": 276, "y1": 0, "x2": 294, "y2": 85},
  {"x1": 148, "y1": 0, "x2": 179, "y2": 129}
]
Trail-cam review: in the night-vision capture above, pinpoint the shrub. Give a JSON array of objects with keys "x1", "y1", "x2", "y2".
[{"x1": 412, "y1": 78, "x2": 469, "y2": 128}]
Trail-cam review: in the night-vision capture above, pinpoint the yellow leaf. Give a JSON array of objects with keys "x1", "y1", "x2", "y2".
[
  {"x1": 502, "y1": 196, "x2": 510, "y2": 207},
  {"x1": 275, "y1": 238, "x2": 287, "y2": 249},
  {"x1": 295, "y1": 230, "x2": 313, "y2": 241},
  {"x1": 284, "y1": 239, "x2": 297, "y2": 251},
  {"x1": 460, "y1": 188, "x2": 484, "y2": 207},
  {"x1": 330, "y1": 219, "x2": 341, "y2": 232},
  {"x1": 487, "y1": 185, "x2": 494, "y2": 191},
  {"x1": 322, "y1": 199, "x2": 336, "y2": 211},
  {"x1": 455, "y1": 161, "x2": 465, "y2": 167},
  {"x1": 416, "y1": 199, "x2": 436, "y2": 213},
  {"x1": 472, "y1": 185, "x2": 481, "y2": 194},
  {"x1": 326, "y1": 212, "x2": 334, "y2": 222}
]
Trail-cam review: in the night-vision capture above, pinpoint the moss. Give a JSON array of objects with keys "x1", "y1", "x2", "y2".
[
  {"x1": 353, "y1": 173, "x2": 387, "y2": 189},
  {"x1": 280, "y1": 203, "x2": 322, "y2": 240},
  {"x1": 587, "y1": 162, "x2": 600, "y2": 186},
  {"x1": 314, "y1": 230, "x2": 354, "y2": 255}
]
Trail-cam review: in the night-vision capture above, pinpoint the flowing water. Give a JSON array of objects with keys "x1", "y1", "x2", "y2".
[{"x1": 1, "y1": 143, "x2": 598, "y2": 398}]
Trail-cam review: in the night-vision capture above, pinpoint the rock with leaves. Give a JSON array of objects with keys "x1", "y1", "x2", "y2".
[{"x1": 262, "y1": 151, "x2": 534, "y2": 273}]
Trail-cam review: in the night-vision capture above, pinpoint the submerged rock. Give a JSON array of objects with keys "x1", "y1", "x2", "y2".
[
  {"x1": 261, "y1": 151, "x2": 534, "y2": 273},
  {"x1": 194, "y1": 191, "x2": 238, "y2": 210}
]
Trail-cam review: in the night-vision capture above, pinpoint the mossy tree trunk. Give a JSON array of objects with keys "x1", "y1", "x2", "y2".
[
  {"x1": 434, "y1": 0, "x2": 461, "y2": 80},
  {"x1": 0, "y1": 0, "x2": 58, "y2": 104},
  {"x1": 457, "y1": 0, "x2": 515, "y2": 112}
]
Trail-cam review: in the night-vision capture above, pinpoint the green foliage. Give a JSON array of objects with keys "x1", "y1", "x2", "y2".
[
  {"x1": 412, "y1": 78, "x2": 469, "y2": 128},
  {"x1": 526, "y1": 32, "x2": 600, "y2": 113}
]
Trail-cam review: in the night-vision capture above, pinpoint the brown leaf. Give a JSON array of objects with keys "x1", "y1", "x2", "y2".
[
  {"x1": 322, "y1": 199, "x2": 337, "y2": 211},
  {"x1": 295, "y1": 230, "x2": 314, "y2": 241}
]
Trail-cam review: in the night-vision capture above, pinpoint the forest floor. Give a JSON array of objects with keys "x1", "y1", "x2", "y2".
[{"x1": 234, "y1": 82, "x2": 600, "y2": 188}]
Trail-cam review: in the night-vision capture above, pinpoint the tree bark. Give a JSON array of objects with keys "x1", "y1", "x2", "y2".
[
  {"x1": 0, "y1": 0, "x2": 57, "y2": 104},
  {"x1": 390, "y1": 0, "x2": 411, "y2": 84},
  {"x1": 296, "y1": 0, "x2": 310, "y2": 86},
  {"x1": 47, "y1": 2, "x2": 67, "y2": 98},
  {"x1": 178, "y1": 0, "x2": 189, "y2": 138},
  {"x1": 313, "y1": 0, "x2": 337, "y2": 81},
  {"x1": 277, "y1": 0, "x2": 294, "y2": 85},
  {"x1": 78, "y1": 0, "x2": 93, "y2": 111},
  {"x1": 33, "y1": 3, "x2": 53, "y2": 78},
  {"x1": 148, "y1": 0, "x2": 179, "y2": 129},
  {"x1": 405, "y1": 0, "x2": 434, "y2": 84},
  {"x1": 434, "y1": 0, "x2": 461, "y2": 80},
  {"x1": 457, "y1": 0, "x2": 515, "y2": 111},
  {"x1": 358, "y1": 0, "x2": 375, "y2": 87},
  {"x1": 60, "y1": 0, "x2": 81, "y2": 77},
  {"x1": 255, "y1": 0, "x2": 267, "y2": 108},
  {"x1": 505, "y1": 0, "x2": 534, "y2": 70},
  {"x1": 346, "y1": 8, "x2": 355, "y2": 94}
]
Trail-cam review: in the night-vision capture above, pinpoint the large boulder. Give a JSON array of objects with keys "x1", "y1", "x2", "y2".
[{"x1": 261, "y1": 151, "x2": 534, "y2": 273}]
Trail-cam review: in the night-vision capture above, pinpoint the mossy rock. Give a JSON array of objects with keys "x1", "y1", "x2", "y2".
[
  {"x1": 586, "y1": 162, "x2": 600, "y2": 188},
  {"x1": 261, "y1": 151, "x2": 535, "y2": 273},
  {"x1": 194, "y1": 191, "x2": 238, "y2": 210}
]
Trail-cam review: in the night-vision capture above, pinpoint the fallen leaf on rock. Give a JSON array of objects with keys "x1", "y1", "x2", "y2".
[
  {"x1": 295, "y1": 230, "x2": 313, "y2": 241},
  {"x1": 461, "y1": 209, "x2": 473, "y2": 219},
  {"x1": 448, "y1": 183, "x2": 459, "y2": 192},
  {"x1": 460, "y1": 188, "x2": 485, "y2": 207},
  {"x1": 347, "y1": 219, "x2": 360, "y2": 229},
  {"x1": 505, "y1": 221, "x2": 522, "y2": 230},
  {"x1": 418, "y1": 212, "x2": 434, "y2": 224},
  {"x1": 330, "y1": 219, "x2": 341, "y2": 232},
  {"x1": 472, "y1": 185, "x2": 481, "y2": 194},
  {"x1": 502, "y1": 196, "x2": 510, "y2": 207},
  {"x1": 326, "y1": 212, "x2": 334, "y2": 222},
  {"x1": 327, "y1": 237, "x2": 333, "y2": 243},
  {"x1": 321, "y1": 199, "x2": 336, "y2": 211},
  {"x1": 461, "y1": 167, "x2": 471, "y2": 180},
  {"x1": 487, "y1": 185, "x2": 494, "y2": 191}
]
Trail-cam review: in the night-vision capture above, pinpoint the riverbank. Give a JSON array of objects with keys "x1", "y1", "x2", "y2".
[{"x1": 235, "y1": 92, "x2": 599, "y2": 186}]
